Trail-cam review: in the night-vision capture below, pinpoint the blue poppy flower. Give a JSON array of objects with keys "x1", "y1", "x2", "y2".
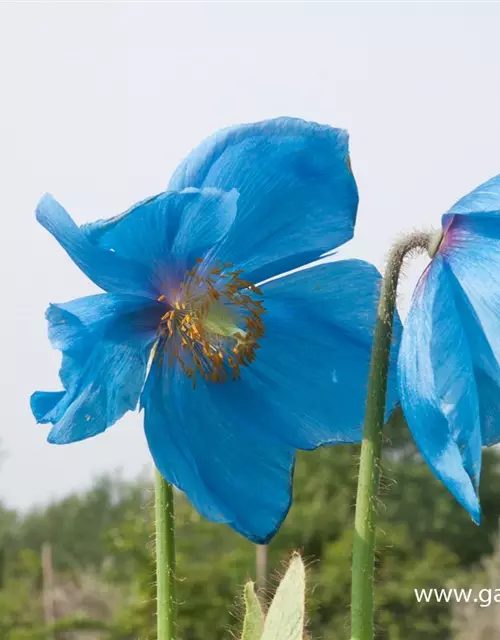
[
  {"x1": 32, "y1": 117, "x2": 399, "y2": 542},
  {"x1": 398, "y1": 175, "x2": 500, "y2": 524}
]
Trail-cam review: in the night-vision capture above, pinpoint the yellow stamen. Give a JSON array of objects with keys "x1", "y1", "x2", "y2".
[{"x1": 156, "y1": 260, "x2": 265, "y2": 386}]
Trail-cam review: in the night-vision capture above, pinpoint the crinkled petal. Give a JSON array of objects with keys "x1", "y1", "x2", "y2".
[
  {"x1": 240, "y1": 260, "x2": 400, "y2": 449},
  {"x1": 442, "y1": 213, "x2": 500, "y2": 373},
  {"x1": 475, "y1": 368, "x2": 500, "y2": 447},
  {"x1": 31, "y1": 293, "x2": 163, "y2": 443},
  {"x1": 36, "y1": 194, "x2": 156, "y2": 298},
  {"x1": 168, "y1": 117, "x2": 358, "y2": 282},
  {"x1": 141, "y1": 260, "x2": 395, "y2": 541},
  {"x1": 45, "y1": 294, "x2": 161, "y2": 351},
  {"x1": 170, "y1": 188, "x2": 238, "y2": 268},
  {"x1": 444, "y1": 175, "x2": 500, "y2": 220},
  {"x1": 398, "y1": 255, "x2": 481, "y2": 521},
  {"x1": 142, "y1": 355, "x2": 295, "y2": 543},
  {"x1": 83, "y1": 188, "x2": 238, "y2": 290},
  {"x1": 441, "y1": 211, "x2": 500, "y2": 446},
  {"x1": 31, "y1": 391, "x2": 65, "y2": 423}
]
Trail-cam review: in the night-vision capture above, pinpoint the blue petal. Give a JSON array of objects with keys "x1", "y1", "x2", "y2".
[
  {"x1": 36, "y1": 194, "x2": 156, "y2": 298},
  {"x1": 83, "y1": 188, "x2": 238, "y2": 289},
  {"x1": 240, "y1": 260, "x2": 400, "y2": 449},
  {"x1": 444, "y1": 175, "x2": 500, "y2": 219},
  {"x1": 168, "y1": 117, "x2": 358, "y2": 282},
  {"x1": 30, "y1": 391, "x2": 65, "y2": 423},
  {"x1": 142, "y1": 357, "x2": 295, "y2": 543},
  {"x1": 32, "y1": 293, "x2": 163, "y2": 443},
  {"x1": 398, "y1": 255, "x2": 481, "y2": 521},
  {"x1": 170, "y1": 188, "x2": 238, "y2": 270},
  {"x1": 475, "y1": 369, "x2": 500, "y2": 447},
  {"x1": 441, "y1": 212, "x2": 500, "y2": 446}
]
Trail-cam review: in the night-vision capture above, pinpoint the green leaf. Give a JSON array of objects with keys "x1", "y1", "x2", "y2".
[
  {"x1": 261, "y1": 553, "x2": 305, "y2": 640},
  {"x1": 241, "y1": 581, "x2": 264, "y2": 640}
]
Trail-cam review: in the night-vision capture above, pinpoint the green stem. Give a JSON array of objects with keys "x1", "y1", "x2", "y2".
[
  {"x1": 350, "y1": 232, "x2": 431, "y2": 640},
  {"x1": 155, "y1": 470, "x2": 176, "y2": 640},
  {"x1": 255, "y1": 544, "x2": 269, "y2": 603}
]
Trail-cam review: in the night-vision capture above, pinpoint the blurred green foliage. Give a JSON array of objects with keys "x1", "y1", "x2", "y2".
[{"x1": 1, "y1": 420, "x2": 500, "y2": 639}]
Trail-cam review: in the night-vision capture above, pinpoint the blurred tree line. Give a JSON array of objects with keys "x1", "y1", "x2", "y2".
[{"x1": 1, "y1": 419, "x2": 500, "y2": 639}]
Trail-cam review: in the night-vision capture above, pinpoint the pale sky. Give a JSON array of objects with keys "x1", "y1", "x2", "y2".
[{"x1": 2, "y1": 2, "x2": 500, "y2": 509}]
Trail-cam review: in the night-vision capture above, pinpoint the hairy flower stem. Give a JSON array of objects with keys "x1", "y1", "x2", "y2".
[
  {"x1": 350, "y1": 231, "x2": 431, "y2": 640},
  {"x1": 155, "y1": 470, "x2": 176, "y2": 640},
  {"x1": 256, "y1": 544, "x2": 269, "y2": 602}
]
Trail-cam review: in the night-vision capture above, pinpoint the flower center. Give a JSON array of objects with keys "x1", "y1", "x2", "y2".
[{"x1": 157, "y1": 260, "x2": 265, "y2": 385}]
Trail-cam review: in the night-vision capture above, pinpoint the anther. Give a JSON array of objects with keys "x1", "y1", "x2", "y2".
[{"x1": 155, "y1": 260, "x2": 265, "y2": 386}]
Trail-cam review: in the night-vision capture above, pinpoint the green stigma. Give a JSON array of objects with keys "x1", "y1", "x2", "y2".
[{"x1": 203, "y1": 301, "x2": 246, "y2": 339}]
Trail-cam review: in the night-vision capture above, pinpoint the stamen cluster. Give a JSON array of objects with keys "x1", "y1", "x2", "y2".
[{"x1": 157, "y1": 260, "x2": 265, "y2": 385}]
